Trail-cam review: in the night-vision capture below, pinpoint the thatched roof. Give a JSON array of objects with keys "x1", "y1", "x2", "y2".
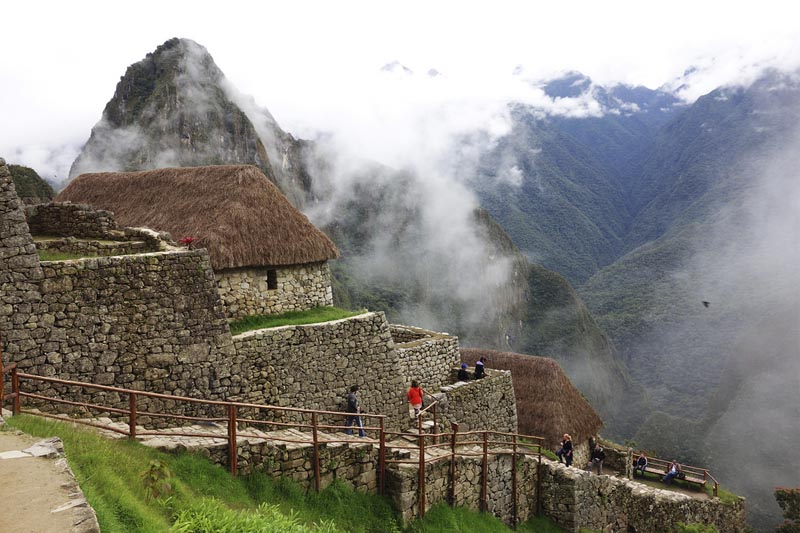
[
  {"x1": 56, "y1": 165, "x2": 339, "y2": 270},
  {"x1": 461, "y1": 348, "x2": 603, "y2": 449}
]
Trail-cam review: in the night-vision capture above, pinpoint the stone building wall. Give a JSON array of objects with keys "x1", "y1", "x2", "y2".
[
  {"x1": 393, "y1": 324, "x2": 460, "y2": 391},
  {"x1": 216, "y1": 262, "x2": 334, "y2": 319},
  {"x1": 433, "y1": 371, "x2": 518, "y2": 434},
  {"x1": 233, "y1": 312, "x2": 408, "y2": 431},
  {"x1": 539, "y1": 459, "x2": 746, "y2": 533},
  {"x1": 25, "y1": 202, "x2": 119, "y2": 239}
]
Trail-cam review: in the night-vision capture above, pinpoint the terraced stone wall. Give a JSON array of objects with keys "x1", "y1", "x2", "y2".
[
  {"x1": 433, "y1": 371, "x2": 518, "y2": 433},
  {"x1": 25, "y1": 202, "x2": 119, "y2": 239},
  {"x1": 233, "y1": 312, "x2": 408, "y2": 431},
  {"x1": 393, "y1": 324, "x2": 460, "y2": 391}
]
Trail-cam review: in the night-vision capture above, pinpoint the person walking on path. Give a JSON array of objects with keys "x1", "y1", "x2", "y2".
[
  {"x1": 556, "y1": 433, "x2": 574, "y2": 467},
  {"x1": 474, "y1": 357, "x2": 487, "y2": 379},
  {"x1": 344, "y1": 385, "x2": 366, "y2": 437},
  {"x1": 457, "y1": 363, "x2": 470, "y2": 381},
  {"x1": 407, "y1": 380, "x2": 424, "y2": 419},
  {"x1": 588, "y1": 443, "x2": 606, "y2": 474}
]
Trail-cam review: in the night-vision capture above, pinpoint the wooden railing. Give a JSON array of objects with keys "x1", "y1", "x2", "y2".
[
  {"x1": 0, "y1": 367, "x2": 389, "y2": 493},
  {"x1": 1, "y1": 368, "x2": 547, "y2": 518},
  {"x1": 632, "y1": 453, "x2": 719, "y2": 497},
  {"x1": 386, "y1": 402, "x2": 545, "y2": 521}
]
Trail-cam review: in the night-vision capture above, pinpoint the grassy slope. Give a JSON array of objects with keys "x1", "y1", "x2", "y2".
[{"x1": 4, "y1": 415, "x2": 561, "y2": 533}]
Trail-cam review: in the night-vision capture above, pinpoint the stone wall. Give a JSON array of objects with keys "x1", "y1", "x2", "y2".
[
  {"x1": 539, "y1": 459, "x2": 746, "y2": 533},
  {"x1": 393, "y1": 324, "x2": 460, "y2": 391},
  {"x1": 233, "y1": 312, "x2": 408, "y2": 431},
  {"x1": 0, "y1": 159, "x2": 49, "y2": 363},
  {"x1": 434, "y1": 371, "x2": 518, "y2": 434},
  {"x1": 204, "y1": 439, "x2": 380, "y2": 492},
  {"x1": 387, "y1": 451, "x2": 540, "y2": 526},
  {"x1": 34, "y1": 233, "x2": 163, "y2": 258},
  {"x1": 216, "y1": 262, "x2": 333, "y2": 319},
  {"x1": 3, "y1": 249, "x2": 237, "y2": 422},
  {"x1": 25, "y1": 202, "x2": 119, "y2": 239}
]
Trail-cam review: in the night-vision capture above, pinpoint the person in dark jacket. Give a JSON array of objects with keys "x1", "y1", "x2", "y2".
[
  {"x1": 344, "y1": 385, "x2": 366, "y2": 437},
  {"x1": 588, "y1": 443, "x2": 606, "y2": 474},
  {"x1": 457, "y1": 363, "x2": 470, "y2": 381},
  {"x1": 556, "y1": 433, "x2": 573, "y2": 467},
  {"x1": 473, "y1": 357, "x2": 486, "y2": 379},
  {"x1": 634, "y1": 453, "x2": 648, "y2": 478}
]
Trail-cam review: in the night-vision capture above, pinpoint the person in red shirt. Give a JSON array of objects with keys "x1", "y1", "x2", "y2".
[{"x1": 407, "y1": 380, "x2": 424, "y2": 418}]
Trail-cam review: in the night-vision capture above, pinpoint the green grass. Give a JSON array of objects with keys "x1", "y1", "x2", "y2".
[
  {"x1": 37, "y1": 249, "x2": 91, "y2": 261},
  {"x1": 229, "y1": 307, "x2": 366, "y2": 335},
  {"x1": 4, "y1": 415, "x2": 563, "y2": 533}
]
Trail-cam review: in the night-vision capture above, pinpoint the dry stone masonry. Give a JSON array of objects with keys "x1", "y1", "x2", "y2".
[
  {"x1": 392, "y1": 324, "x2": 460, "y2": 391},
  {"x1": 0, "y1": 161, "x2": 745, "y2": 531},
  {"x1": 216, "y1": 262, "x2": 334, "y2": 319}
]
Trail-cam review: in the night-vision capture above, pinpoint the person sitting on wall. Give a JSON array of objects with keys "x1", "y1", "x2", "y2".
[
  {"x1": 662, "y1": 459, "x2": 682, "y2": 485},
  {"x1": 473, "y1": 357, "x2": 486, "y2": 379},
  {"x1": 344, "y1": 385, "x2": 366, "y2": 437},
  {"x1": 556, "y1": 433, "x2": 574, "y2": 467},
  {"x1": 633, "y1": 453, "x2": 648, "y2": 478},
  {"x1": 587, "y1": 442, "x2": 606, "y2": 474},
  {"x1": 407, "y1": 380, "x2": 424, "y2": 419},
  {"x1": 457, "y1": 362, "x2": 470, "y2": 381}
]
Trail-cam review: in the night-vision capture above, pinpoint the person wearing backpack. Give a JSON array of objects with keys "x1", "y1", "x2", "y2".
[{"x1": 344, "y1": 385, "x2": 366, "y2": 437}]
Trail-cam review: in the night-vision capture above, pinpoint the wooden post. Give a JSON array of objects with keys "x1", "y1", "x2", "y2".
[
  {"x1": 128, "y1": 392, "x2": 137, "y2": 439},
  {"x1": 11, "y1": 365, "x2": 20, "y2": 415},
  {"x1": 450, "y1": 422, "x2": 459, "y2": 505},
  {"x1": 418, "y1": 414, "x2": 426, "y2": 519},
  {"x1": 312, "y1": 412, "x2": 321, "y2": 492},
  {"x1": 0, "y1": 337, "x2": 4, "y2": 408},
  {"x1": 512, "y1": 434, "x2": 518, "y2": 527},
  {"x1": 481, "y1": 431, "x2": 488, "y2": 512},
  {"x1": 227, "y1": 404, "x2": 238, "y2": 476},
  {"x1": 378, "y1": 417, "x2": 386, "y2": 495},
  {"x1": 536, "y1": 444, "x2": 543, "y2": 516},
  {"x1": 432, "y1": 402, "x2": 438, "y2": 445}
]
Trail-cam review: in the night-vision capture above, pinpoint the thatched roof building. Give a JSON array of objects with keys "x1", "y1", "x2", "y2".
[
  {"x1": 461, "y1": 348, "x2": 603, "y2": 450},
  {"x1": 56, "y1": 165, "x2": 339, "y2": 271}
]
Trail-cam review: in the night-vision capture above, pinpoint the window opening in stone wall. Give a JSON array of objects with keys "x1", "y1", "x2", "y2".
[{"x1": 267, "y1": 269, "x2": 277, "y2": 290}]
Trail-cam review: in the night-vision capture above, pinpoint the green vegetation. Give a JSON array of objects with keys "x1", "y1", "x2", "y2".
[
  {"x1": 37, "y1": 249, "x2": 91, "y2": 261},
  {"x1": 676, "y1": 524, "x2": 718, "y2": 533},
  {"x1": 229, "y1": 307, "x2": 366, "y2": 335},
  {"x1": 8, "y1": 164, "x2": 55, "y2": 202},
  {"x1": 5, "y1": 415, "x2": 561, "y2": 533}
]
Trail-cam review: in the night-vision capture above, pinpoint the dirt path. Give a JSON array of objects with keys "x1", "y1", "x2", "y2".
[{"x1": 0, "y1": 429, "x2": 99, "y2": 532}]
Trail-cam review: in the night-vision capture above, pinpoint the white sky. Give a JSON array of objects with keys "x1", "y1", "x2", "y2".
[{"x1": 2, "y1": 0, "x2": 799, "y2": 180}]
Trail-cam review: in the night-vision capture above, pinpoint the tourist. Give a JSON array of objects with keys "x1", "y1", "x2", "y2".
[
  {"x1": 407, "y1": 380, "x2": 424, "y2": 418},
  {"x1": 634, "y1": 453, "x2": 648, "y2": 478},
  {"x1": 663, "y1": 460, "x2": 682, "y2": 484},
  {"x1": 344, "y1": 385, "x2": 366, "y2": 437},
  {"x1": 556, "y1": 433, "x2": 574, "y2": 467},
  {"x1": 588, "y1": 442, "x2": 605, "y2": 474},
  {"x1": 474, "y1": 356, "x2": 487, "y2": 379},
  {"x1": 457, "y1": 362, "x2": 470, "y2": 381}
]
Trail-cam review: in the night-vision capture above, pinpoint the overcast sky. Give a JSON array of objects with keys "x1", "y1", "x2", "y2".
[{"x1": 2, "y1": 0, "x2": 799, "y2": 180}]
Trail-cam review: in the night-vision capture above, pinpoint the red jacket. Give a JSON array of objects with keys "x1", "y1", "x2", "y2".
[{"x1": 407, "y1": 386, "x2": 423, "y2": 405}]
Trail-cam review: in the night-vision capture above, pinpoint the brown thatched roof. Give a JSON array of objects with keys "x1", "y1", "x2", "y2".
[
  {"x1": 461, "y1": 348, "x2": 603, "y2": 449},
  {"x1": 56, "y1": 165, "x2": 339, "y2": 270}
]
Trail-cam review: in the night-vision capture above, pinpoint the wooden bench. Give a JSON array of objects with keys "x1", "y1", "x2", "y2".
[{"x1": 632, "y1": 454, "x2": 709, "y2": 490}]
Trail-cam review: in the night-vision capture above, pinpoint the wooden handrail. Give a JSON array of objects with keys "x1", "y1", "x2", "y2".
[{"x1": 8, "y1": 369, "x2": 558, "y2": 511}]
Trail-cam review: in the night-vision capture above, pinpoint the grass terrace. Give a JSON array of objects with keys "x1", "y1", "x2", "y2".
[
  {"x1": 37, "y1": 249, "x2": 93, "y2": 261},
  {"x1": 4, "y1": 415, "x2": 564, "y2": 533},
  {"x1": 229, "y1": 306, "x2": 367, "y2": 335}
]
